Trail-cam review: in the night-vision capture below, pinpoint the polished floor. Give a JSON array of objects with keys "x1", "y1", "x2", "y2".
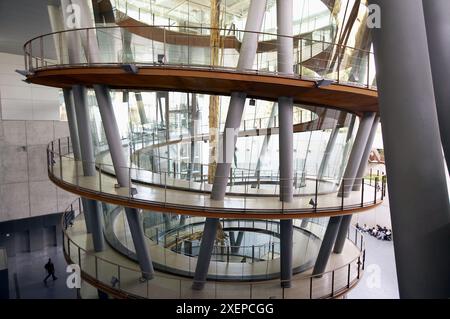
[{"x1": 7, "y1": 246, "x2": 76, "y2": 299}]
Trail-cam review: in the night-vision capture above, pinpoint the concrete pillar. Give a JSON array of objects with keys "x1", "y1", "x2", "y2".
[
  {"x1": 62, "y1": 88, "x2": 81, "y2": 160},
  {"x1": 93, "y1": 84, "x2": 154, "y2": 279},
  {"x1": 280, "y1": 219, "x2": 293, "y2": 287},
  {"x1": 369, "y1": 0, "x2": 450, "y2": 298},
  {"x1": 338, "y1": 112, "x2": 376, "y2": 197},
  {"x1": 352, "y1": 115, "x2": 380, "y2": 191},
  {"x1": 211, "y1": 0, "x2": 267, "y2": 200},
  {"x1": 72, "y1": 85, "x2": 105, "y2": 252},
  {"x1": 312, "y1": 216, "x2": 342, "y2": 275},
  {"x1": 423, "y1": 0, "x2": 450, "y2": 171},
  {"x1": 192, "y1": 218, "x2": 219, "y2": 290}
]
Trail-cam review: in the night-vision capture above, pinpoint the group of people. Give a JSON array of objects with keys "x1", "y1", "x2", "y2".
[{"x1": 356, "y1": 223, "x2": 392, "y2": 241}]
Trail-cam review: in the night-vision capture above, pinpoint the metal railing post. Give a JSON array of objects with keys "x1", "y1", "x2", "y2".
[
  {"x1": 331, "y1": 270, "x2": 335, "y2": 297},
  {"x1": 314, "y1": 178, "x2": 318, "y2": 212},
  {"x1": 361, "y1": 178, "x2": 365, "y2": 207},
  {"x1": 374, "y1": 177, "x2": 378, "y2": 204},
  {"x1": 347, "y1": 264, "x2": 351, "y2": 288}
]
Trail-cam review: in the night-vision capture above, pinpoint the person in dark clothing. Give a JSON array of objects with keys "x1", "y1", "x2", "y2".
[{"x1": 43, "y1": 258, "x2": 58, "y2": 284}]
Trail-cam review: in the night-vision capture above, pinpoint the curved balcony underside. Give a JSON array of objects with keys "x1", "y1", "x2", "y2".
[{"x1": 27, "y1": 66, "x2": 378, "y2": 116}]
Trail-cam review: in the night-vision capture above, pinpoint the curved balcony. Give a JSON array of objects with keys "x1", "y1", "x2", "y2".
[
  {"x1": 23, "y1": 25, "x2": 377, "y2": 115},
  {"x1": 63, "y1": 198, "x2": 366, "y2": 299},
  {"x1": 49, "y1": 137, "x2": 385, "y2": 219}
]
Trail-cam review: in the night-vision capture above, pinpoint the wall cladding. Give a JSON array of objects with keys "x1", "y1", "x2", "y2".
[{"x1": 0, "y1": 52, "x2": 77, "y2": 222}]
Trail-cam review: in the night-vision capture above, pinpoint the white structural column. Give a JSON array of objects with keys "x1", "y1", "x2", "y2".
[
  {"x1": 193, "y1": 0, "x2": 267, "y2": 291},
  {"x1": 72, "y1": 0, "x2": 154, "y2": 279},
  {"x1": 277, "y1": 0, "x2": 294, "y2": 288},
  {"x1": 210, "y1": 0, "x2": 267, "y2": 200},
  {"x1": 352, "y1": 115, "x2": 380, "y2": 191},
  {"x1": 369, "y1": 0, "x2": 450, "y2": 298},
  {"x1": 422, "y1": 0, "x2": 450, "y2": 170},
  {"x1": 338, "y1": 112, "x2": 376, "y2": 197}
]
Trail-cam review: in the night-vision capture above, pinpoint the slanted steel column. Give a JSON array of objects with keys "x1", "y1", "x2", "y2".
[
  {"x1": 192, "y1": 218, "x2": 219, "y2": 290},
  {"x1": 62, "y1": 88, "x2": 81, "y2": 160},
  {"x1": 337, "y1": 115, "x2": 356, "y2": 181},
  {"x1": 423, "y1": 0, "x2": 450, "y2": 170},
  {"x1": 369, "y1": 0, "x2": 450, "y2": 298},
  {"x1": 317, "y1": 123, "x2": 340, "y2": 180},
  {"x1": 135, "y1": 93, "x2": 149, "y2": 126},
  {"x1": 72, "y1": 85, "x2": 105, "y2": 252},
  {"x1": 254, "y1": 103, "x2": 276, "y2": 176},
  {"x1": 231, "y1": 231, "x2": 244, "y2": 254},
  {"x1": 312, "y1": 216, "x2": 342, "y2": 275},
  {"x1": 194, "y1": 0, "x2": 266, "y2": 290},
  {"x1": 338, "y1": 112, "x2": 375, "y2": 197},
  {"x1": 211, "y1": 0, "x2": 267, "y2": 200},
  {"x1": 352, "y1": 115, "x2": 380, "y2": 191},
  {"x1": 93, "y1": 84, "x2": 154, "y2": 279}
]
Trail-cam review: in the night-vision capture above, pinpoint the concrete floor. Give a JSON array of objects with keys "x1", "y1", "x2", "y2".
[
  {"x1": 347, "y1": 234, "x2": 399, "y2": 299},
  {"x1": 7, "y1": 246, "x2": 76, "y2": 299}
]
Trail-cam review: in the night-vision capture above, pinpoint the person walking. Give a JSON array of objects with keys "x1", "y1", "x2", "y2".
[{"x1": 43, "y1": 258, "x2": 58, "y2": 285}]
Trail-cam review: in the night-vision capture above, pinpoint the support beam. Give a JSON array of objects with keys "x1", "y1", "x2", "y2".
[
  {"x1": 211, "y1": 0, "x2": 267, "y2": 200},
  {"x1": 62, "y1": 88, "x2": 81, "y2": 160},
  {"x1": 332, "y1": 214, "x2": 351, "y2": 254},
  {"x1": 352, "y1": 115, "x2": 380, "y2": 191},
  {"x1": 317, "y1": 123, "x2": 340, "y2": 180},
  {"x1": 338, "y1": 112, "x2": 376, "y2": 197},
  {"x1": 369, "y1": 0, "x2": 450, "y2": 298},
  {"x1": 71, "y1": 0, "x2": 155, "y2": 279},
  {"x1": 72, "y1": 85, "x2": 105, "y2": 252},
  {"x1": 277, "y1": 0, "x2": 294, "y2": 202},
  {"x1": 192, "y1": 218, "x2": 219, "y2": 290},
  {"x1": 280, "y1": 219, "x2": 293, "y2": 287},
  {"x1": 337, "y1": 115, "x2": 356, "y2": 181},
  {"x1": 93, "y1": 84, "x2": 154, "y2": 279},
  {"x1": 422, "y1": 0, "x2": 450, "y2": 171},
  {"x1": 312, "y1": 216, "x2": 342, "y2": 275},
  {"x1": 231, "y1": 231, "x2": 244, "y2": 254},
  {"x1": 135, "y1": 93, "x2": 149, "y2": 125}
]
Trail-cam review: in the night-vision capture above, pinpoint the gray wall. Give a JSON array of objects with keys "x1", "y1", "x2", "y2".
[{"x1": 0, "y1": 52, "x2": 77, "y2": 223}]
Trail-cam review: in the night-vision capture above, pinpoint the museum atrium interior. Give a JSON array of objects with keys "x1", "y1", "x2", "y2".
[{"x1": 0, "y1": 0, "x2": 449, "y2": 299}]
